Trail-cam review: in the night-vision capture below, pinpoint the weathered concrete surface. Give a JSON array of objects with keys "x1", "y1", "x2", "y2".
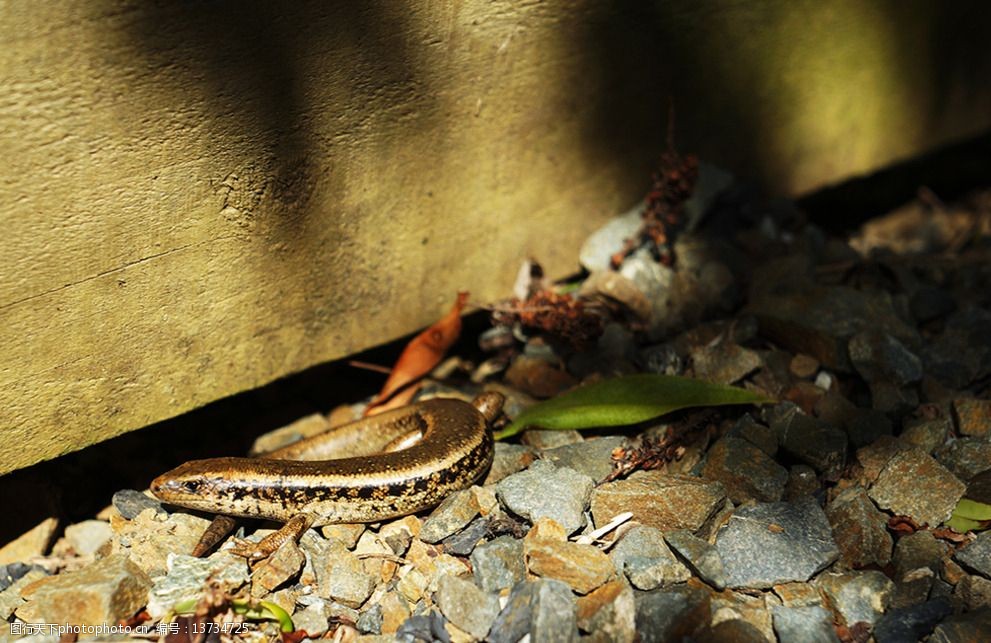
[{"x1": 1, "y1": 1, "x2": 989, "y2": 473}]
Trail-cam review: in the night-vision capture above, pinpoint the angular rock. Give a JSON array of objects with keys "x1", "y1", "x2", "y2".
[
  {"x1": 957, "y1": 574, "x2": 991, "y2": 609},
  {"x1": 62, "y1": 520, "x2": 112, "y2": 557},
  {"x1": 825, "y1": 486, "x2": 893, "y2": 569},
  {"x1": 520, "y1": 428, "x2": 584, "y2": 450},
  {"x1": 250, "y1": 413, "x2": 332, "y2": 455},
  {"x1": 108, "y1": 508, "x2": 211, "y2": 575},
  {"x1": 698, "y1": 618, "x2": 768, "y2": 643},
  {"x1": 664, "y1": 530, "x2": 726, "y2": 590},
  {"x1": 901, "y1": 416, "x2": 951, "y2": 455},
  {"x1": 749, "y1": 285, "x2": 919, "y2": 371},
  {"x1": 716, "y1": 499, "x2": 839, "y2": 589},
  {"x1": 580, "y1": 203, "x2": 642, "y2": 273},
  {"x1": 690, "y1": 342, "x2": 762, "y2": 385},
  {"x1": 17, "y1": 554, "x2": 151, "y2": 627},
  {"x1": 488, "y1": 579, "x2": 577, "y2": 643},
  {"x1": 420, "y1": 486, "x2": 492, "y2": 544},
  {"x1": 874, "y1": 598, "x2": 953, "y2": 643},
  {"x1": 954, "y1": 397, "x2": 991, "y2": 438},
  {"x1": 357, "y1": 603, "x2": 383, "y2": 634},
  {"x1": 293, "y1": 602, "x2": 331, "y2": 638},
  {"x1": 610, "y1": 525, "x2": 690, "y2": 591},
  {"x1": 773, "y1": 410, "x2": 847, "y2": 476},
  {"x1": 956, "y1": 531, "x2": 991, "y2": 579},
  {"x1": 869, "y1": 447, "x2": 966, "y2": 527},
  {"x1": 817, "y1": 571, "x2": 894, "y2": 628},
  {"x1": 251, "y1": 538, "x2": 305, "y2": 593},
  {"x1": 579, "y1": 272, "x2": 652, "y2": 326},
  {"x1": 145, "y1": 552, "x2": 248, "y2": 618},
  {"x1": 483, "y1": 442, "x2": 537, "y2": 485},
  {"x1": 320, "y1": 523, "x2": 366, "y2": 549},
  {"x1": 525, "y1": 538, "x2": 614, "y2": 595},
  {"x1": 928, "y1": 606, "x2": 991, "y2": 642},
  {"x1": 470, "y1": 535, "x2": 525, "y2": 593},
  {"x1": 496, "y1": 460, "x2": 594, "y2": 534},
  {"x1": 434, "y1": 574, "x2": 500, "y2": 640},
  {"x1": 848, "y1": 329, "x2": 923, "y2": 385},
  {"x1": 785, "y1": 465, "x2": 820, "y2": 501},
  {"x1": 591, "y1": 471, "x2": 726, "y2": 534},
  {"x1": 773, "y1": 581, "x2": 824, "y2": 608},
  {"x1": 936, "y1": 438, "x2": 991, "y2": 482},
  {"x1": 923, "y1": 306, "x2": 991, "y2": 389},
  {"x1": 312, "y1": 539, "x2": 377, "y2": 608},
  {"x1": 702, "y1": 436, "x2": 788, "y2": 503},
  {"x1": 634, "y1": 585, "x2": 711, "y2": 642},
  {"x1": 728, "y1": 414, "x2": 778, "y2": 456},
  {"x1": 855, "y1": 436, "x2": 912, "y2": 484},
  {"x1": 440, "y1": 516, "x2": 491, "y2": 556},
  {"x1": 396, "y1": 612, "x2": 450, "y2": 643},
  {"x1": 772, "y1": 605, "x2": 840, "y2": 643},
  {"x1": 0, "y1": 568, "x2": 46, "y2": 621},
  {"x1": 505, "y1": 354, "x2": 577, "y2": 399},
  {"x1": 576, "y1": 580, "x2": 636, "y2": 643},
  {"x1": 541, "y1": 436, "x2": 627, "y2": 484},
  {"x1": 0, "y1": 517, "x2": 57, "y2": 567},
  {"x1": 112, "y1": 489, "x2": 165, "y2": 520}
]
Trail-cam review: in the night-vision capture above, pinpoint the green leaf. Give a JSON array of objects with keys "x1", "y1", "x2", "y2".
[
  {"x1": 952, "y1": 498, "x2": 991, "y2": 521},
  {"x1": 495, "y1": 373, "x2": 773, "y2": 440},
  {"x1": 947, "y1": 515, "x2": 983, "y2": 534}
]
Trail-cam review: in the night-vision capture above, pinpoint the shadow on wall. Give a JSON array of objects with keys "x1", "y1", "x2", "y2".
[{"x1": 119, "y1": 1, "x2": 433, "y2": 232}]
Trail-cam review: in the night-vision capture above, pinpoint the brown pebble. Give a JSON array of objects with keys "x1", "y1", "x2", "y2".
[{"x1": 790, "y1": 353, "x2": 820, "y2": 379}]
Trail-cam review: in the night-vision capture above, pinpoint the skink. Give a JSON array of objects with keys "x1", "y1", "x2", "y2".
[{"x1": 150, "y1": 393, "x2": 503, "y2": 555}]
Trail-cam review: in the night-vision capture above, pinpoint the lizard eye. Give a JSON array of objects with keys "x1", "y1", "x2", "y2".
[{"x1": 180, "y1": 480, "x2": 202, "y2": 494}]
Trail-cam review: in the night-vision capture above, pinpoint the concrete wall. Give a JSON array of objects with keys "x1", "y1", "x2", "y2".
[{"x1": 1, "y1": 0, "x2": 989, "y2": 474}]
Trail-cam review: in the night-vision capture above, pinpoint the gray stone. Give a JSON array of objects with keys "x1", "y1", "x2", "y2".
[
  {"x1": 901, "y1": 416, "x2": 951, "y2": 454},
  {"x1": 922, "y1": 306, "x2": 991, "y2": 389},
  {"x1": 929, "y1": 606, "x2": 991, "y2": 643},
  {"x1": 773, "y1": 410, "x2": 847, "y2": 476},
  {"x1": 874, "y1": 598, "x2": 953, "y2": 643},
  {"x1": 591, "y1": 471, "x2": 727, "y2": 534},
  {"x1": 520, "y1": 428, "x2": 584, "y2": 450},
  {"x1": 146, "y1": 552, "x2": 249, "y2": 618},
  {"x1": 580, "y1": 203, "x2": 642, "y2": 273},
  {"x1": 785, "y1": 464, "x2": 821, "y2": 501},
  {"x1": 848, "y1": 329, "x2": 923, "y2": 385},
  {"x1": 664, "y1": 529, "x2": 726, "y2": 590},
  {"x1": 496, "y1": 460, "x2": 594, "y2": 534},
  {"x1": 434, "y1": 574, "x2": 500, "y2": 640},
  {"x1": 956, "y1": 573, "x2": 991, "y2": 609},
  {"x1": 575, "y1": 580, "x2": 636, "y2": 643},
  {"x1": 870, "y1": 380, "x2": 919, "y2": 416},
  {"x1": 749, "y1": 285, "x2": 920, "y2": 371},
  {"x1": 293, "y1": 603, "x2": 330, "y2": 638},
  {"x1": 312, "y1": 539, "x2": 377, "y2": 608},
  {"x1": 716, "y1": 498, "x2": 839, "y2": 589},
  {"x1": 817, "y1": 571, "x2": 894, "y2": 628},
  {"x1": 488, "y1": 579, "x2": 577, "y2": 643},
  {"x1": 772, "y1": 605, "x2": 840, "y2": 643},
  {"x1": 610, "y1": 525, "x2": 690, "y2": 591},
  {"x1": 728, "y1": 414, "x2": 778, "y2": 456},
  {"x1": 440, "y1": 516, "x2": 490, "y2": 556},
  {"x1": 637, "y1": 342, "x2": 684, "y2": 376},
  {"x1": 483, "y1": 442, "x2": 537, "y2": 485},
  {"x1": 633, "y1": 585, "x2": 710, "y2": 642},
  {"x1": 956, "y1": 531, "x2": 991, "y2": 579},
  {"x1": 541, "y1": 436, "x2": 627, "y2": 484},
  {"x1": 937, "y1": 438, "x2": 991, "y2": 482},
  {"x1": 112, "y1": 489, "x2": 165, "y2": 519},
  {"x1": 825, "y1": 486, "x2": 892, "y2": 569},
  {"x1": 470, "y1": 535, "x2": 525, "y2": 593},
  {"x1": 690, "y1": 342, "x2": 762, "y2": 385},
  {"x1": 63, "y1": 520, "x2": 113, "y2": 556},
  {"x1": 419, "y1": 488, "x2": 480, "y2": 544},
  {"x1": 702, "y1": 436, "x2": 788, "y2": 503},
  {"x1": 356, "y1": 603, "x2": 383, "y2": 634},
  {"x1": 869, "y1": 447, "x2": 966, "y2": 527},
  {"x1": 396, "y1": 611, "x2": 451, "y2": 643},
  {"x1": 16, "y1": 554, "x2": 151, "y2": 627},
  {"x1": 954, "y1": 397, "x2": 991, "y2": 438}
]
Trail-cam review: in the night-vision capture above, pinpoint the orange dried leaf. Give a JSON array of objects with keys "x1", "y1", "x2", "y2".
[{"x1": 365, "y1": 292, "x2": 468, "y2": 415}]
